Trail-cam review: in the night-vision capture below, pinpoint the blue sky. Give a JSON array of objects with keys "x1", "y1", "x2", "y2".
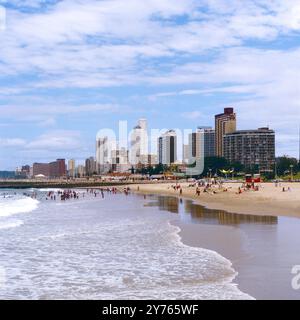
[{"x1": 1, "y1": 0, "x2": 300, "y2": 169}]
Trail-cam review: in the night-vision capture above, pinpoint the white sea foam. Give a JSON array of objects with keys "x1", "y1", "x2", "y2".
[
  {"x1": 0, "y1": 195, "x2": 253, "y2": 300},
  {"x1": 0, "y1": 219, "x2": 24, "y2": 230},
  {"x1": 0, "y1": 197, "x2": 39, "y2": 218},
  {"x1": 0, "y1": 195, "x2": 39, "y2": 230},
  {"x1": 37, "y1": 188, "x2": 63, "y2": 192}
]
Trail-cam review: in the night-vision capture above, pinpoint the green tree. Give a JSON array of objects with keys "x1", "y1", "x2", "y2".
[
  {"x1": 203, "y1": 156, "x2": 229, "y2": 177},
  {"x1": 276, "y1": 156, "x2": 298, "y2": 176}
]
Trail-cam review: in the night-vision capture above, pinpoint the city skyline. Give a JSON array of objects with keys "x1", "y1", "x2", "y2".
[
  {"x1": 1, "y1": 1, "x2": 300, "y2": 169},
  {"x1": 11, "y1": 108, "x2": 276, "y2": 178}
]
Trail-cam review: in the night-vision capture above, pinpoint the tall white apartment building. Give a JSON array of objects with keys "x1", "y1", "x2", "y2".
[
  {"x1": 130, "y1": 119, "x2": 148, "y2": 166},
  {"x1": 96, "y1": 136, "x2": 130, "y2": 174},
  {"x1": 96, "y1": 136, "x2": 117, "y2": 174}
]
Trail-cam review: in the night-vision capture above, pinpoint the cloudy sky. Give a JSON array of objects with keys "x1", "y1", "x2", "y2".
[{"x1": 0, "y1": 0, "x2": 300, "y2": 169}]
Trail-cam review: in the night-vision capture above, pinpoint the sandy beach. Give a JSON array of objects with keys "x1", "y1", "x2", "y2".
[
  {"x1": 127, "y1": 182, "x2": 300, "y2": 299},
  {"x1": 130, "y1": 181, "x2": 300, "y2": 218}
]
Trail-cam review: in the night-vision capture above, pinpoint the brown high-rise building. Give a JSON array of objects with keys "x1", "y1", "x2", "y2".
[
  {"x1": 50, "y1": 159, "x2": 66, "y2": 178},
  {"x1": 215, "y1": 108, "x2": 236, "y2": 157},
  {"x1": 33, "y1": 163, "x2": 50, "y2": 177},
  {"x1": 32, "y1": 159, "x2": 66, "y2": 178}
]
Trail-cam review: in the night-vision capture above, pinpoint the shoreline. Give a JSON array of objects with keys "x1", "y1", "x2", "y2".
[
  {"x1": 129, "y1": 182, "x2": 300, "y2": 218},
  {"x1": 0, "y1": 181, "x2": 133, "y2": 189},
  {"x1": 172, "y1": 220, "x2": 252, "y2": 299},
  {"x1": 139, "y1": 193, "x2": 299, "y2": 299}
]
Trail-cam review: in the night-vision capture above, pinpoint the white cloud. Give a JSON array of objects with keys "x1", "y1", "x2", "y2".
[
  {"x1": 0, "y1": 138, "x2": 26, "y2": 147},
  {"x1": 0, "y1": 131, "x2": 83, "y2": 151},
  {"x1": 1, "y1": 0, "x2": 300, "y2": 161},
  {"x1": 1, "y1": 0, "x2": 300, "y2": 88},
  {"x1": 25, "y1": 130, "x2": 82, "y2": 151}
]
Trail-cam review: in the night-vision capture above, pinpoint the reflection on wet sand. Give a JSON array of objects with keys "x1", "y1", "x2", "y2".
[
  {"x1": 144, "y1": 195, "x2": 179, "y2": 214},
  {"x1": 184, "y1": 200, "x2": 278, "y2": 225},
  {"x1": 144, "y1": 195, "x2": 278, "y2": 225}
]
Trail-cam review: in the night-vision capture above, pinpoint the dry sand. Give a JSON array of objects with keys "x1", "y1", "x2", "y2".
[{"x1": 130, "y1": 182, "x2": 300, "y2": 218}]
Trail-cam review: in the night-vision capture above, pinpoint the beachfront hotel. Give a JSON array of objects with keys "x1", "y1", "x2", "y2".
[
  {"x1": 215, "y1": 108, "x2": 237, "y2": 157},
  {"x1": 223, "y1": 127, "x2": 276, "y2": 172}
]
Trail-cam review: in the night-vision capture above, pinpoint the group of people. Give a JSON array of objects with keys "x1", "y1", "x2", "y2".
[
  {"x1": 41, "y1": 186, "x2": 132, "y2": 202},
  {"x1": 46, "y1": 190, "x2": 80, "y2": 201},
  {"x1": 282, "y1": 187, "x2": 292, "y2": 192},
  {"x1": 170, "y1": 180, "x2": 223, "y2": 197},
  {"x1": 237, "y1": 183, "x2": 260, "y2": 194}
]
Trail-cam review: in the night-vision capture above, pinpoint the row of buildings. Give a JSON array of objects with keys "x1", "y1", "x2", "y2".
[
  {"x1": 185, "y1": 108, "x2": 275, "y2": 171},
  {"x1": 19, "y1": 107, "x2": 276, "y2": 178},
  {"x1": 19, "y1": 158, "x2": 95, "y2": 179},
  {"x1": 16, "y1": 159, "x2": 67, "y2": 179},
  {"x1": 94, "y1": 108, "x2": 275, "y2": 175}
]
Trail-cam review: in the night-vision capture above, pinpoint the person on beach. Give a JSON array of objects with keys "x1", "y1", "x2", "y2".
[{"x1": 196, "y1": 187, "x2": 200, "y2": 196}]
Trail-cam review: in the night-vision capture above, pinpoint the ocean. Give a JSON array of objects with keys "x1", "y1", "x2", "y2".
[{"x1": 0, "y1": 189, "x2": 252, "y2": 300}]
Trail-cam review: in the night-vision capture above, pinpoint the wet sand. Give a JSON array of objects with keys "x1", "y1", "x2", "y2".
[{"x1": 145, "y1": 195, "x2": 300, "y2": 300}]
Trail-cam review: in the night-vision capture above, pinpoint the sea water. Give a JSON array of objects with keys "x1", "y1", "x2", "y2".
[{"x1": 0, "y1": 189, "x2": 252, "y2": 300}]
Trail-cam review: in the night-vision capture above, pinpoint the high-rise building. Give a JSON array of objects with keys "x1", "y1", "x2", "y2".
[
  {"x1": 182, "y1": 144, "x2": 190, "y2": 164},
  {"x1": 111, "y1": 147, "x2": 130, "y2": 173},
  {"x1": 96, "y1": 135, "x2": 130, "y2": 174},
  {"x1": 139, "y1": 154, "x2": 158, "y2": 167},
  {"x1": 158, "y1": 130, "x2": 177, "y2": 165},
  {"x1": 32, "y1": 159, "x2": 66, "y2": 178},
  {"x1": 223, "y1": 127, "x2": 275, "y2": 171},
  {"x1": 85, "y1": 157, "x2": 97, "y2": 176},
  {"x1": 76, "y1": 165, "x2": 86, "y2": 178},
  {"x1": 96, "y1": 136, "x2": 116, "y2": 174},
  {"x1": 130, "y1": 119, "x2": 148, "y2": 167},
  {"x1": 188, "y1": 127, "x2": 215, "y2": 164},
  {"x1": 32, "y1": 163, "x2": 50, "y2": 177},
  {"x1": 201, "y1": 127, "x2": 215, "y2": 158},
  {"x1": 215, "y1": 108, "x2": 236, "y2": 157},
  {"x1": 158, "y1": 136, "x2": 163, "y2": 164},
  {"x1": 16, "y1": 165, "x2": 31, "y2": 178},
  {"x1": 68, "y1": 159, "x2": 76, "y2": 178},
  {"x1": 49, "y1": 159, "x2": 66, "y2": 178}
]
